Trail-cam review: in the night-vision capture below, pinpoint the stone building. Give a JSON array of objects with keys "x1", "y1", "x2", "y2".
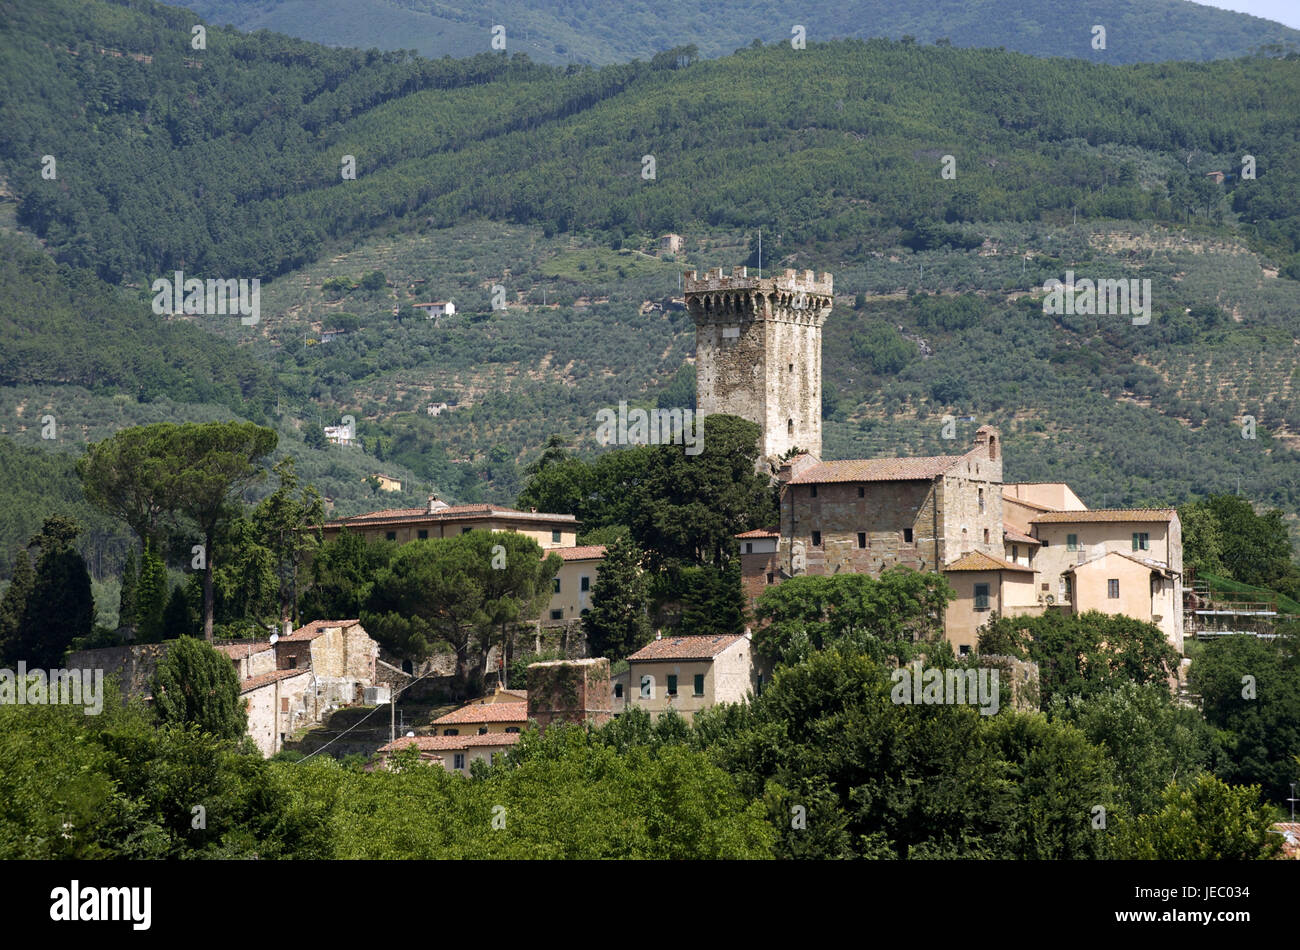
[
  {"x1": 685, "y1": 266, "x2": 833, "y2": 467},
  {"x1": 776, "y1": 425, "x2": 1004, "y2": 578},
  {"x1": 736, "y1": 528, "x2": 780, "y2": 611}
]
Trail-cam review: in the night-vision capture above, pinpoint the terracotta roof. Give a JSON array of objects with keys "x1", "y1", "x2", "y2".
[
  {"x1": 212, "y1": 641, "x2": 274, "y2": 660},
  {"x1": 1001, "y1": 493, "x2": 1055, "y2": 511},
  {"x1": 735, "y1": 527, "x2": 779, "y2": 538},
  {"x1": 239, "y1": 669, "x2": 310, "y2": 694},
  {"x1": 283, "y1": 619, "x2": 359, "y2": 641},
  {"x1": 471, "y1": 689, "x2": 528, "y2": 703},
  {"x1": 1003, "y1": 526, "x2": 1040, "y2": 545},
  {"x1": 378, "y1": 732, "x2": 523, "y2": 753},
  {"x1": 944, "y1": 551, "x2": 1035, "y2": 573},
  {"x1": 552, "y1": 544, "x2": 606, "y2": 561},
  {"x1": 629, "y1": 633, "x2": 745, "y2": 661},
  {"x1": 1065, "y1": 550, "x2": 1175, "y2": 577},
  {"x1": 431, "y1": 701, "x2": 529, "y2": 726},
  {"x1": 787, "y1": 455, "x2": 965, "y2": 484},
  {"x1": 324, "y1": 505, "x2": 577, "y2": 530},
  {"x1": 1031, "y1": 509, "x2": 1176, "y2": 524}
]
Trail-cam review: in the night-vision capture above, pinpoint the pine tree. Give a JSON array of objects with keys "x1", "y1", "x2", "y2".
[
  {"x1": 118, "y1": 546, "x2": 138, "y2": 636},
  {"x1": 0, "y1": 548, "x2": 35, "y2": 664},
  {"x1": 583, "y1": 535, "x2": 652, "y2": 662},
  {"x1": 134, "y1": 539, "x2": 167, "y2": 643}
]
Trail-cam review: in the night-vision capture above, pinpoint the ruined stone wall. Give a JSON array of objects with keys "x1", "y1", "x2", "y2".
[
  {"x1": 66, "y1": 643, "x2": 170, "y2": 702},
  {"x1": 526, "y1": 658, "x2": 611, "y2": 729}
]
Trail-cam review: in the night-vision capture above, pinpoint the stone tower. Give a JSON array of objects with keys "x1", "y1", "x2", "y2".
[{"x1": 685, "y1": 266, "x2": 833, "y2": 466}]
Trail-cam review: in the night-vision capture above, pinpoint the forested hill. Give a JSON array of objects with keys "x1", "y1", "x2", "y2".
[
  {"x1": 184, "y1": 0, "x2": 1300, "y2": 66},
  {"x1": 2, "y1": 0, "x2": 1300, "y2": 575},
  {"x1": 5, "y1": 0, "x2": 1300, "y2": 286}
]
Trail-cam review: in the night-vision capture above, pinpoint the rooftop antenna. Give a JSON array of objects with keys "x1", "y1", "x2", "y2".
[{"x1": 1289, "y1": 783, "x2": 1297, "y2": 821}]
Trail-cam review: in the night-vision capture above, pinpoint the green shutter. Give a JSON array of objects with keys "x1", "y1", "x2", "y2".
[
  {"x1": 694, "y1": 673, "x2": 705, "y2": 695},
  {"x1": 667, "y1": 675, "x2": 677, "y2": 695}
]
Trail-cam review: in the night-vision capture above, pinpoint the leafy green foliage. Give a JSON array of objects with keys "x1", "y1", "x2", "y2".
[
  {"x1": 361, "y1": 531, "x2": 560, "y2": 694},
  {"x1": 1190, "y1": 634, "x2": 1300, "y2": 802},
  {"x1": 1110, "y1": 772, "x2": 1282, "y2": 860},
  {"x1": 754, "y1": 569, "x2": 954, "y2": 666},
  {"x1": 977, "y1": 610, "x2": 1179, "y2": 708},
  {"x1": 150, "y1": 636, "x2": 248, "y2": 741}
]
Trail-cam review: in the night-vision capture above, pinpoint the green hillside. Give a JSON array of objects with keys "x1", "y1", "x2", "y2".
[
  {"x1": 1, "y1": 0, "x2": 1299, "y2": 580},
  {"x1": 184, "y1": 0, "x2": 1300, "y2": 65}
]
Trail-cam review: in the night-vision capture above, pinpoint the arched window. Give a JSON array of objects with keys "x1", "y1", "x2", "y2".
[
  {"x1": 787, "y1": 418, "x2": 794, "y2": 437},
  {"x1": 989, "y1": 435, "x2": 998, "y2": 461}
]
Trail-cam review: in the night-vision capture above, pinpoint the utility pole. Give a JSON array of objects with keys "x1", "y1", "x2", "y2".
[{"x1": 390, "y1": 691, "x2": 395, "y2": 744}]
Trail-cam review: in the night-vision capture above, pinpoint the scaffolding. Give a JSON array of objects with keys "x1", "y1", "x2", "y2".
[{"x1": 1183, "y1": 571, "x2": 1291, "y2": 639}]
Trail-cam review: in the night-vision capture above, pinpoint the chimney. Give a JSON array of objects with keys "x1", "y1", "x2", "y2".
[
  {"x1": 283, "y1": 618, "x2": 292, "y2": 638},
  {"x1": 428, "y1": 494, "x2": 437, "y2": 514},
  {"x1": 655, "y1": 629, "x2": 662, "y2": 640}
]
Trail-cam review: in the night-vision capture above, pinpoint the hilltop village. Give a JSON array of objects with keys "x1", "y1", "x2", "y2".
[{"x1": 69, "y1": 266, "x2": 1213, "y2": 764}]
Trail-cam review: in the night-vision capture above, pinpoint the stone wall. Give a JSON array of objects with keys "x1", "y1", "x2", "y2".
[{"x1": 66, "y1": 643, "x2": 170, "y2": 702}]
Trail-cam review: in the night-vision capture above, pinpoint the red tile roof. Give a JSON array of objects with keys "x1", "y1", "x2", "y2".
[
  {"x1": 786, "y1": 455, "x2": 965, "y2": 484},
  {"x1": 213, "y1": 642, "x2": 275, "y2": 660},
  {"x1": 431, "y1": 701, "x2": 529, "y2": 726},
  {"x1": 324, "y1": 505, "x2": 577, "y2": 530},
  {"x1": 378, "y1": 732, "x2": 524, "y2": 753},
  {"x1": 1031, "y1": 509, "x2": 1176, "y2": 523},
  {"x1": 735, "y1": 528, "x2": 779, "y2": 538},
  {"x1": 944, "y1": 551, "x2": 1035, "y2": 573},
  {"x1": 283, "y1": 619, "x2": 359, "y2": 641},
  {"x1": 239, "y1": 669, "x2": 310, "y2": 694},
  {"x1": 1001, "y1": 493, "x2": 1055, "y2": 511},
  {"x1": 629, "y1": 633, "x2": 746, "y2": 661},
  {"x1": 552, "y1": 545, "x2": 606, "y2": 561},
  {"x1": 1003, "y1": 526, "x2": 1041, "y2": 545}
]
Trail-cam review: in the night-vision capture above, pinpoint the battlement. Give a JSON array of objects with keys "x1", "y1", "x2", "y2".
[{"x1": 683, "y1": 266, "x2": 833, "y2": 296}]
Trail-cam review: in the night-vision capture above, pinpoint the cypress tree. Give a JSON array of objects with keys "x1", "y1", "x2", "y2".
[
  {"x1": 134, "y1": 539, "x2": 167, "y2": 643},
  {"x1": 118, "y1": 546, "x2": 138, "y2": 636},
  {"x1": 583, "y1": 535, "x2": 652, "y2": 662},
  {"x1": 0, "y1": 548, "x2": 36, "y2": 664},
  {"x1": 18, "y1": 516, "x2": 94, "y2": 667}
]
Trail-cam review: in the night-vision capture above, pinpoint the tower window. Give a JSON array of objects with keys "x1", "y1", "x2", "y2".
[
  {"x1": 857, "y1": 532, "x2": 866, "y2": 549},
  {"x1": 811, "y1": 531, "x2": 822, "y2": 547},
  {"x1": 858, "y1": 486, "x2": 865, "y2": 498},
  {"x1": 810, "y1": 485, "x2": 817, "y2": 498},
  {"x1": 903, "y1": 528, "x2": 913, "y2": 543},
  {"x1": 978, "y1": 488, "x2": 985, "y2": 512},
  {"x1": 788, "y1": 363, "x2": 793, "y2": 373},
  {"x1": 787, "y1": 419, "x2": 794, "y2": 437},
  {"x1": 983, "y1": 528, "x2": 990, "y2": 544}
]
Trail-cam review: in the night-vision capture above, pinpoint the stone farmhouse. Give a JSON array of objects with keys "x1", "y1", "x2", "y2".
[{"x1": 68, "y1": 618, "x2": 381, "y2": 757}]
